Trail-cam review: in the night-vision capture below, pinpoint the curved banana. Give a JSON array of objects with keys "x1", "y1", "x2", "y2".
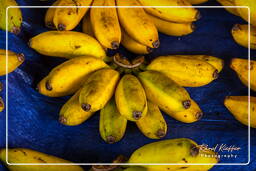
[
  {"x1": 82, "y1": 12, "x2": 94, "y2": 37},
  {"x1": 217, "y1": 0, "x2": 240, "y2": 16},
  {"x1": 146, "y1": 55, "x2": 219, "y2": 87},
  {"x1": 0, "y1": 148, "x2": 84, "y2": 171},
  {"x1": 90, "y1": 0, "x2": 121, "y2": 49},
  {"x1": 115, "y1": 74, "x2": 148, "y2": 121},
  {"x1": 138, "y1": 71, "x2": 191, "y2": 115},
  {"x1": 29, "y1": 31, "x2": 106, "y2": 59},
  {"x1": 147, "y1": 14, "x2": 195, "y2": 36},
  {"x1": 235, "y1": 0, "x2": 256, "y2": 26},
  {"x1": 138, "y1": 0, "x2": 200, "y2": 23},
  {"x1": 0, "y1": 0, "x2": 22, "y2": 34},
  {"x1": 0, "y1": 97, "x2": 4, "y2": 112},
  {"x1": 187, "y1": 0, "x2": 208, "y2": 4},
  {"x1": 45, "y1": 0, "x2": 60, "y2": 29},
  {"x1": 79, "y1": 68, "x2": 120, "y2": 113},
  {"x1": 116, "y1": 0, "x2": 159, "y2": 48},
  {"x1": 53, "y1": 0, "x2": 93, "y2": 31},
  {"x1": 231, "y1": 24, "x2": 256, "y2": 49},
  {"x1": 136, "y1": 101, "x2": 167, "y2": 139},
  {"x1": 230, "y1": 58, "x2": 256, "y2": 91},
  {"x1": 0, "y1": 49, "x2": 25, "y2": 76},
  {"x1": 224, "y1": 96, "x2": 256, "y2": 128},
  {"x1": 100, "y1": 98, "x2": 127, "y2": 144}
]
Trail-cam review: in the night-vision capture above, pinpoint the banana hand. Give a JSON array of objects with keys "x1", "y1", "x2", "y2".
[{"x1": 235, "y1": 0, "x2": 256, "y2": 26}]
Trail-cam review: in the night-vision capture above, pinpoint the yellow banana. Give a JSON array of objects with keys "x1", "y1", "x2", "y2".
[
  {"x1": 116, "y1": 0, "x2": 159, "y2": 48},
  {"x1": 128, "y1": 138, "x2": 218, "y2": 171},
  {"x1": 138, "y1": 71, "x2": 192, "y2": 115},
  {"x1": 147, "y1": 14, "x2": 195, "y2": 36},
  {"x1": 0, "y1": 49, "x2": 25, "y2": 76},
  {"x1": 53, "y1": 0, "x2": 93, "y2": 31},
  {"x1": 138, "y1": 0, "x2": 200, "y2": 23},
  {"x1": 37, "y1": 56, "x2": 108, "y2": 97},
  {"x1": 0, "y1": 0, "x2": 22, "y2": 34},
  {"x1": 231, "y1": 24, "x2": 256, "y2": 49},
  {"x1": 224, "y1": 96, "x2": 256, "y2": 128},
  {"x1": 90, "y1": 0, "x2": 121, "y2": 49},
  {"x1": 45, "y1": 0, "x2": 60, "y2": 29},
  {"x1": 0, "y1": 148, "x2": 84, "y2": 171},
  {"x1": 82, "y1": 12, "x2": 94, "y2": 37},
  {"x1": 100, "y1": 98, "x2": 127, "y2": 144},
  {"x1": 230, "y1": 58, "x2": 256, "y2": 91},
  {"x1": 0, "y1": 97, "x2": 4, "y2": 112},
  {"x1": 217, "y1": 0, "x2": 240, "y2": 16},
  {"x1": 115, "y1": 74, "x2": 148, "y2": 121},
  {"x1": 136, "y1": 101, "x2": 167, "y2": 139},
  {"x1": 146, "y1": 55, "x2": 219, "y2": 87},
  {"x1": 79, "y1": 68, "x2": 120, "y2": 112},
  {"x1": 235, "y1": 0, "x2": 256, "y2": 26},
  {"x1": 29, "y1": 31, "x2": 106, "y2": 59},
  {"x1": 187, "y1": 0, "x2": 208, "y2": 4},
  {"x1": 59, "y1": 90, "x2": 94, "y2": 126},
  {"x1": 123, "y1": 167, "x2": 147, "y2": 171}
]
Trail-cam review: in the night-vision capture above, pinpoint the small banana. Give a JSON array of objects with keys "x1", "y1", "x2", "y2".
[
  {"x1": 44, "y1": 0, "x2": 60, "y2": 29},
  {"x1": 115, "y1": 74, "x2": 148, "y2": 121},
  {"x1": 187, "y1": 0, "x2": 208, "y2": 4},
  {"x1": 235, "y1": 0, "x2": 256, "y2": 26},
  {"x1": 136, "y1": 101, "x2": 167, "y2": 139},
  {"x1": 0, "y1": 49, "x2": 25, "y2": 76},
  {"x1": 0, "y1": 97, "x2": 4, "y2": 112},
  {"x1": 0, "y1": 148, "x2": 84, "y2": 171},
  {"x1": 29, "y1": 31, "x2": 106, "y2": 59},
  {"x1": 82, "y1": 12, "x2": 94, "y2": 37},
  {"x1": 138, "y1": 71, "x2": 191, "y2": 114},
  {"x1": 216, "y1": 0, "x2": 240, "y2": 16},
  {"x1": 0, "y1": 0, "x2": 22, "y2": 34},
  {"x1": 79, "y1": 68, "x2": 120, "y2": 112},
  {"x1": 230, "y1": 58, "x2": 256, "y2": 91},
  {"x1": 224, "y1": 96, "x2": 256, "y2": 128},
  {"x1": 53, "y1": 0, "x2": 93, "y2": 31},
  {"x1": 90, "y1": 0, "x2": 121, "y2": 49},
  {"x1": 37, "y1": 56, "x2": 108, "y2": 97},
  {"x1": 146, "y1": 55, "x2": 219, "y2": 87},
  {"x1": 147, "y1": 14, "x2": 195, "y2": 36},
  {"x1": 116, "y1": 0, "x2": 159, "y2": 48},
  {"x1": 138, "y1": 0, "x2": 200, "y2": 23},
  {"x1": 100, "y1": 98, "x2": 127, "y2": 144},
  {"x1": 231, "y1": 24, "x2": 256, "y2": 49}
]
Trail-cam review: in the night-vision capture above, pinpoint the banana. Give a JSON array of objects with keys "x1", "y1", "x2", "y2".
[
  {"x1": 138, "y1": 71, "x2": 192, "y2": 115},
  {"x1": 79, "y1": 68, "x2": 120, "y2": 113},
  {"x1": 53, "y1": 0, "x2": 93, "y2": 31},
  {"x1": 0, "y1": 148, "x2": 84, "y2": 171},
  {"x1": 0, "y1": 97, "x2": 4, "y2": 112},
  {"x1": 59, "y1": 90, "x2": 94, "y2": 126},
  {"x1": 128, "y1": 138, "x2": 218, "y2": 171},
  {"x1": 136, "y1": 101, "x2": 167, "y2": 139},
  {"x1": 29, "y1": 31, "x2": 106, "y2": 59},
  {"x1": 82, "y1": 12, "x2": 94, "y2": 37},
  {"x1": 235, "y1": 0, "x2": 256, "y2": 26},
  {"x1": 187, "y1": 0, "x2": 208, "y2": 4},
  {"x1": 138, "y1": 0, "x2": 200, "y2": 23},
  {"x1": 90, "y1": 0, "x2": 121, "y2": 49},
  {"x1": 230, "y1": 58, "x2": 256, "y2": 91},
  {"x1": 0, "y1": 0, "x2": 22, "y2": 34},
  {"x1": 224, "y1": 96, "x2": 256, "y2": 128},
  {"x1": 37, "y1": 56, "x2": 108, "y2": 97},
  {"x1": 100, "y1": 98, "x2": 127, "y2": 144},
  {"x1": 123, "y1": 167, "x2": 147, "y2": 171},
  {"x1": 147, "y1": 14, "x2": 195, "y2": 36},
  {"x1": 216, "y1": 0, "x2": 240, "y2": 16},
  {"x1": 231, "y1": 24, "x2": 256, "y2": 49},
  {"x1": 45, "y1": 0, "x2": 60, "y2": 29},
  {"x1": 116, "y1": 0, "x2": 159, "y2": 48},
  {"x1": 115, "y1": 74, "x2": 148, "y2": 121},
  {"x1": 146, "y1": 55, "x2": 219, "y2": 87},
  {"x1": 0, "y1": 49, "x2": 25, "y2": 76}
]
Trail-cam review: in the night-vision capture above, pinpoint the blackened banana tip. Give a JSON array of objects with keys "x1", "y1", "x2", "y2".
[
  {"x1": 81, "y1": 103, "x2": 91, "y2": 112},
  {"x1": 111, "y1": 41, "x2": 119, "y2": 49},
  {"x1": 196, "y1": 11, "x2": 201, "y2": 20},
  {"x1": 46, "y1": 22, "x2": 55, "y2": 29},
  {"x1": 58, "y1": 24, "x2": 66, "y2": 31},
  {"x1": 152, "y1": 40, "x2": 160, "y2": 48},
  {"x1": 190, "y1": 145, "x2": 199, "y2": 157},
  {"x1": 11, "y1": 26, "x2": 20, "y2": 35},
  {"x1": 17, "y1": 53, "x2": 25, "y2": 62},
  {"x1": 196, "y1": 111, "x2": 203, "y2": 120},
  {"x1": 191, "y1": 23, "x2": 196, "y2": 31},
  {"x1": 232, "y1": 24, "x2": 240, "y2": 31},
  {"x1": 59, "y1": 116, "x2": 67, "y2": 124},
  {"x1": 213, "y1": 70, "x2": 219, "y2": 79},
  {"x1": 106, "y1": 136, "x2": 116, "y2": 144},
  {"x1": 147, "y1": 47, "x2": 153, "y2": 53},
  {"x1": 156, "y1": 129, "x2": 166, "y2": 138},
  {"x1": 183, "y1": 100, "x2": 191, "y2": 109},
  {"x1": 45, "y1": 81, "x2": 52, "y2": 91},
  {"x1": 133, "y1": 111, "x2": 142, "y2": 120}
]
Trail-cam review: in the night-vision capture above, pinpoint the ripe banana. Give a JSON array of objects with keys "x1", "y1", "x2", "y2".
[
  {"x1": 231, "y1": 24, "x2": 256, "y2": 49},
  {"x1": 146, "y1": 55, "x2": 219, "y2": 87},
  {"x1": 37, "y1": 56, "x2": 108, "y2": 97},
  {"x1": 90, "y1": 0, "x2": 121, "y2": 49},
  {"x1": 0, "y1": 148, "x2": 84, "y2": 171},
  {"x1": 29, "y1": 31, "x2": 106, "y2": 59},
  {"x1": 138, "y1": 71, "x2": 192, "y2": 115},
  {"x1": 230, "y1": 58, "x2": 256, "y2": 91},
  {"x1": 0, "y1": 97, "x2": 4, "y2": 112},
  {"x1": 100, "y1": 98, "x2": 127, "y2": 144},
  {"x1": 128, "y1": 138, "x2": 218, "y2": 171},
  {"x1": 224, "y1": 96, "x2": 256, "y2": 128},
  {"x1": 147, "y1": 14, "x2": 195, "y2": 36},
  {"x1": 235, "y1": 0, "x2": 256, "y2": 26},
  {"x1": 138, "y1": 0, "x2": 200, "y2": 23},
  {"x1": 59, "y1": 90, "x2": 94, "y2": 126},
  {"x1": 116, "y1": 0, "x2": 159, "y2": 48},
  {"x1": 136, "y1": 101, "x2": 167, "y2": 139},
  {"x1": 0, "y1": 49, "x2": 25, "y2": 76},
  {"x1": 45, "y1": 0, "x2": 60, "y2": 29},
  {"x1": 0, "y1": 0, "x2": 22, "y2": 34},
  {"x1": 115, "y1": 74, "x2": 148, "y2": 121},
  {"x1": 217, "y1": 0, "x2": 239, "y2": 16},
  {"x1": 79, "y1": 68, "x2": 120, "y2": 112},
  {"x1": 187, "y1": 0, "x2": 208, "y2": 4},
  {"x1": 53, "y1": 0, "x2": 93, "y2": 31},
  {"x1": 82, "y1": 13, "x2": 94, "y2": 37}
]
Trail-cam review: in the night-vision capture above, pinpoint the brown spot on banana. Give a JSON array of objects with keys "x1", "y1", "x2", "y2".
[
  {"x1": 81, "y1": 103, "x2": 91, "y2": 112},
  {"x1": 182, "y1": 100, "x2": 191, "y2": 109},
  {"x1": 45, "y1": 81, "x2": 52, "y2": 91}
]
